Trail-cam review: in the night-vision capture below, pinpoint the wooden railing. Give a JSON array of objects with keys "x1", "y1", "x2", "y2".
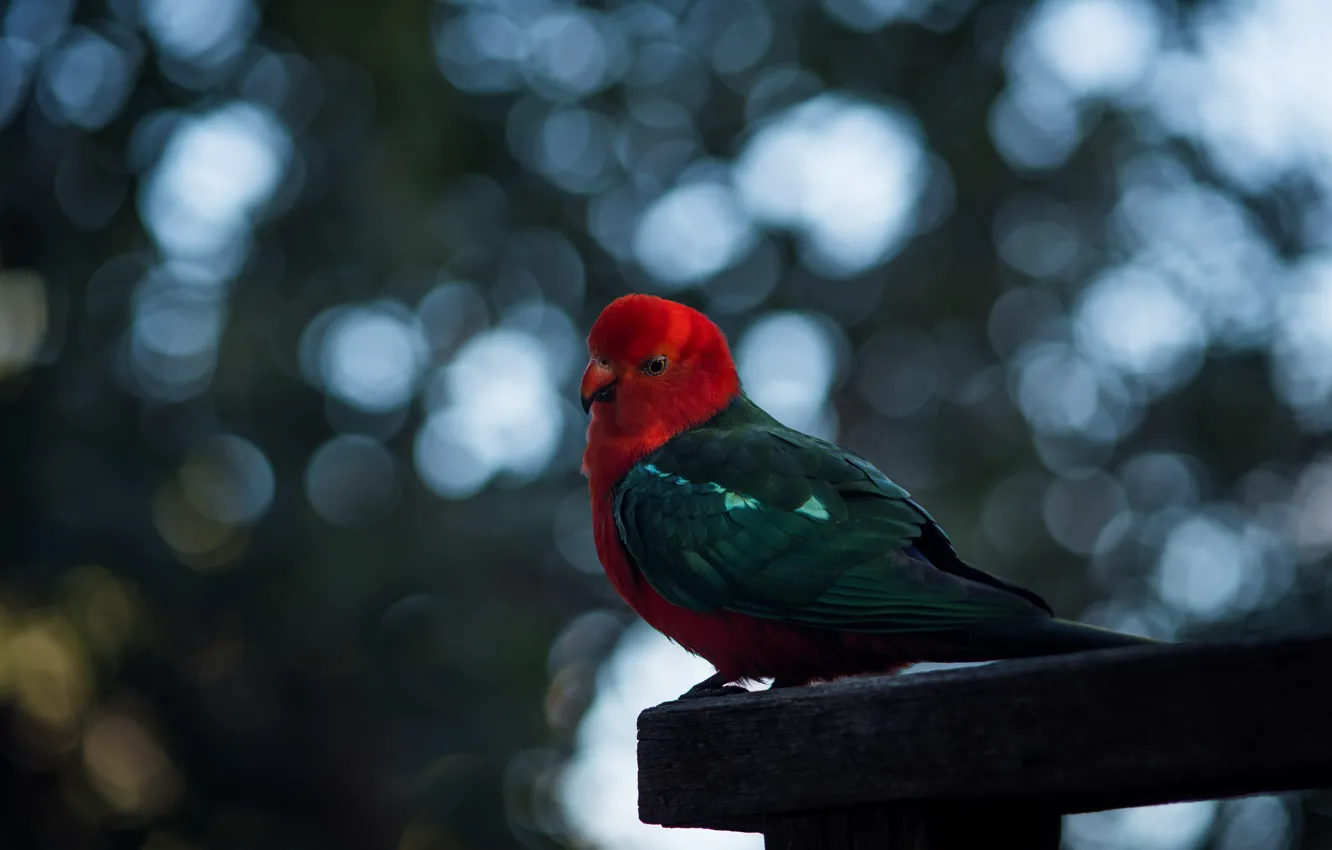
[{"x1": 636, "y1": 633, "x2": 1332, "y2": 849}]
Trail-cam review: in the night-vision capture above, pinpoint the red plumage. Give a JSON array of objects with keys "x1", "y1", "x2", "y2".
[
  {"x1": 581, "y1": 294, "x2": 913, "y2": 686},
  {"x1": 581, "y1": 295, "x2": 1157, "y2": 693},
  {"x1": 592, "y1": 507, "x2": 912, "y2": 683}
]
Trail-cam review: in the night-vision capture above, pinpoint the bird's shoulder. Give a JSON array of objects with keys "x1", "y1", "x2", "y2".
[
  {"x1": 608, "y1": 394, "x2": 1056, "y2": 622},
  {"x1": 615, "y1": 394, "x2": 922, "y2": 522}
]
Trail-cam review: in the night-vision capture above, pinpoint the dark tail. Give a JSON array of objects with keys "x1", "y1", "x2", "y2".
[{"x1": 926, "y1": 617, "x2": 1167, "y2": 663}]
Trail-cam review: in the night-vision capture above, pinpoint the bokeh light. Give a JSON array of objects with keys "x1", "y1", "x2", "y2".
[
  {"x1": 1074, "y1": 266, "x2": 1206, "y2": 391},
  {"x1": 37, "y1": 26, "x2": 138, "y2": 131},
  {"x1": 1150, "y1": 0, "x2": 1332, "y2": 193},
  {"x1": 0, "y1": 270, "x2": 47, "y2": 379},
  {"x1": 140, "y1": 101, "x2": 291, "y2": 273},
  {"x1": 3, "y1": 0, "x2": 1331, "y2": 847},
  {"x1": 415, "y1": 328, "x2": 565, "y2": 499},
  {"x1": 82, "y1": 708, "x2": 182, "y2": 816},
  {"x1": 320, "y1": 303, "x2": 428, "y2": 413},
  {"x1": 634, "y1": 179, "x2": 756, "y2": 287},
  {"x1": 734, "y1": 94, "x2": 929, "y2": 277},
  {"x1": 306, "y1": 435, "x2": 400, "y2": 525},
  {"x1": 179, "y1": 435, "x2": 276, "y2": 525},
  {"x1": 561, "y1": 624, "x2": 765, "y2": 850},
  {"x1": 1067, "y1": 801, "x2": 1218, "y2": 850},
  {"x1": 736, "y1": 311, "x2": 840, "y2": 437},
  {"x1": 142, "y1": 0, "x2": 257, "y2": 69}
]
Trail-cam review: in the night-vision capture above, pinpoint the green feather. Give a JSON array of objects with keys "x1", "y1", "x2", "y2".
[{"x1": 612, "y1": 394, "x2": 1051, "y2": 634}]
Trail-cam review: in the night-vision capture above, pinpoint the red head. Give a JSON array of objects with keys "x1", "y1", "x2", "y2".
[{"x1": 580, "y1": 294, "x2": 740, "y2": 488}]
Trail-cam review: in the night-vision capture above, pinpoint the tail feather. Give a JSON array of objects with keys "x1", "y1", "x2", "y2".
[{"x1": 928, "y1": 617, "x2": 1165, "y2": 662}]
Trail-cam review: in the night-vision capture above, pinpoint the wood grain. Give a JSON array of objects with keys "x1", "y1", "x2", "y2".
[{"x1": 638, "y1": 632, "x2": 1332, "y2": 830}]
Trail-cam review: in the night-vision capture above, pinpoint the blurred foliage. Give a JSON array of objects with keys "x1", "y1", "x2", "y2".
[{"x1": 0, "y1": 0, "x2": 1329, "y2": 848}]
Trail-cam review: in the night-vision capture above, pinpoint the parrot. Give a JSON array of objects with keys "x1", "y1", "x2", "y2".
[{"x1": 580, "y1": 293, "x2": 1162, "y2": 699}]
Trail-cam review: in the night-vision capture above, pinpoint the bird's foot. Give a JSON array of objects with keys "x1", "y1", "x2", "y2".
[
  {"x1": 678, "y1": 685, "x2": 750, "y2": 700},
  {"x1": 677, "y1": 673, "x2": 750, "y2": 700}
]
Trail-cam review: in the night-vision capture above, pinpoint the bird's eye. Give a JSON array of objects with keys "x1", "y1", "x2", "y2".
[{"x1": 643, "y1": 355, "x2": 668, "y2": 376}]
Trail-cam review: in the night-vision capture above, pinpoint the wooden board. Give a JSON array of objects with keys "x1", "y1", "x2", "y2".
[
  {"x1": 762, "y1": 802, "x2": 1062, "y2": 850},
  {"x1": 637, "y1": 633, "x2": 1332, "y2": 829}
]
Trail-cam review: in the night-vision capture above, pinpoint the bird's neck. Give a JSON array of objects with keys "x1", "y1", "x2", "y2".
[
  {"x1": 583, "y1": 426, "x2": 667, "y2": 496},
  {"x1": 583, "y1": 388, "x2": 744, "y2": 495}
]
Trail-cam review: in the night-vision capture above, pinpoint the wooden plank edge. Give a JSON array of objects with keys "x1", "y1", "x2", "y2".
[{"x1": 637, "y1": 632, "x2": 1332, "y2": 829}]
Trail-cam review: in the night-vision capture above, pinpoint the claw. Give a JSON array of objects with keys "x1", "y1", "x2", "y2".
[
  {"x1": 677, "y1": 684, "x2": 750, "y2": 700},
  {"x1": 677, "y1": 672, "x2": 750, "y2": 700}
]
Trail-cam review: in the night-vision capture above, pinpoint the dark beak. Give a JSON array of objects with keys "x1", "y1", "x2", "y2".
[{"x1": 581, "y1": 379, "x2": 617, "y2": 414}]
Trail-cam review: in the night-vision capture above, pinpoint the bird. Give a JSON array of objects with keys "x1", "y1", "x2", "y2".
[{"x1": 580, "y1": 293, "x2": 1161, "y2": 699}]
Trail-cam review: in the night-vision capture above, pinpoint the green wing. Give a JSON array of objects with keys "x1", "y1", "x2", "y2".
[{"x1": 612, "y1": 397, "x2": 1051, "y2": 634}]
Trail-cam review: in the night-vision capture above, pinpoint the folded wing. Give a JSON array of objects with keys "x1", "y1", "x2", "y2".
[{"x1": 612, "y1": 403, "x2": 1053, "y2": 635}]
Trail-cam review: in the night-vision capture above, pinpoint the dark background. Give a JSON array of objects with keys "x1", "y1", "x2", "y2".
[{"x1": 1, "y1": 0, "x2": 1329, "y2": 848}]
